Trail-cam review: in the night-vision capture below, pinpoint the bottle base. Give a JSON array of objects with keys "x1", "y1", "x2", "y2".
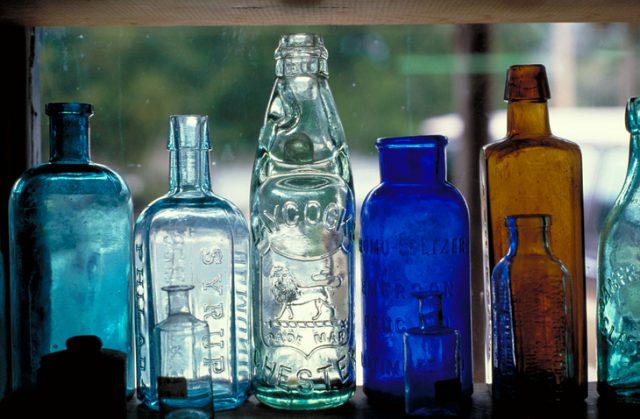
[
  {"x1": 598, "y1": 383, "x2": 640, "y2": 404},
  {"x1": 214, "y1": 394, "x2": 249, "y2": 411},
  {"x1": 254, "y1": 385, "x2": 354, "y2": 410}
]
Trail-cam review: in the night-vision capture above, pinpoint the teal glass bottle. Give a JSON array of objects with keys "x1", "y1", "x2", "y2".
[
  {"x1": 134, "y1": 115, "x2": 250, "y2": 411},
  {"x1": 0, "y1": 252, "x2": 6, "y2": 399},
  {"x1": 250, "y1": 33, "x2": 356, "y2": 410},
  {"x1": 9, "y1": 103, "x2": 133, "y2": 395},
  {"x1": 598, "y1": 97, "x2": 640, "y2": 402}
]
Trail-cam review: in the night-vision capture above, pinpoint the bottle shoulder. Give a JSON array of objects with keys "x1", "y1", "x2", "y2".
[
  {"x1": 483, "y1": 134, "x2": 582, "y2": 161},
  {"x1": 136, "y1": 193, "x2": 248, "y2": 229},
  {"x1": 362, "y1": 181, "x2": 468, "y2": 210},
  {"x1": 11, "y1": 162, "x2": 130, "y2": 200}
]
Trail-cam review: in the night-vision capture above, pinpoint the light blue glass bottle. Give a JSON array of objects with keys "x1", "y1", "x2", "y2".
[
  {"x1": 134, "y1": 115, "x2": 250, "y2": 411},
  {"x1": 0, "y1": 252, "x2": 7, "y2": 399},
  {"x1": 250, "y1": 33, "x2": 356, "y2": 410},
  {"x1": 598, "y1": 97, "x2": 640, "y2": 402},
  {"x1": 9, "y1": 103, "x2": 133, "y2": 395}
]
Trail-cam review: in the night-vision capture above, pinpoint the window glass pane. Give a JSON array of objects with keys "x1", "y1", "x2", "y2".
[{"x1": 39, "y1": 23, "x2": 639, "y2": 384}]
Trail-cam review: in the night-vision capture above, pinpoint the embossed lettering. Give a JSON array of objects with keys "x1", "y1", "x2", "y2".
[
  {"x1": 204, "y1": 356, "x2": 225, "y2": 374},
  {"x1": 203, "y1": 274, "x2": 223, "y2": 295},
  {"x1": 297, "y1": 369, "x2": 314, "y2": 393},
  {"x1": 201, "y1": 247, "x2": 223, "y2": 265},
  {"x1": 203, "y1": 303, "x2": 224, "y2": 320},
  {"x1": 276, "y1": 365, "x2": 291, "y2": 390}
]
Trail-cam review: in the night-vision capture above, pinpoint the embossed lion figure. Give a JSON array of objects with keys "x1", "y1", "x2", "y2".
[{"x1": 270, "y1": 265, "x2": 342, "y2": 321}]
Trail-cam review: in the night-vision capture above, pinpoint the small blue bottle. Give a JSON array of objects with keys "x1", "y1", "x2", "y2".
[
  {"x1": 9, "y1": 103, "x2": 134, "y2": 395},
  {"x1": 404, "y1": 291, "x2": 461, "y2": 416},
  {"x1": 361, "y1": 135, "x2": 472, "y2": 405},
  {"x1": 134, "y1": 115, "x2": 250, "y2": 411}
]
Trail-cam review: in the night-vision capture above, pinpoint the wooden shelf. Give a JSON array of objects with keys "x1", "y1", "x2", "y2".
[{"x1": 1, "y1": 0, "x2": 640, "y2": 27}]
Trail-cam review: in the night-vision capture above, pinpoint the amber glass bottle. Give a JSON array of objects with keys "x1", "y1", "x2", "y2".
[{"x1": 481, "y1": 64, "x2": 586, "y2": 399}]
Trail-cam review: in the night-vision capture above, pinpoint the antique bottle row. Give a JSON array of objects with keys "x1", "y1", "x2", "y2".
[{"x1": 2, "y1": 32, "x2": 640, "y2": 417}]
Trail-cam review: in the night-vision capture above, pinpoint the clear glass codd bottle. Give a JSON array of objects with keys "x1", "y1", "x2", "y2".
[
  {"x1": 404, "y1": 291, "x2": 461, "y2": 416},
  {"x1": 134, "y1": 115, "x2": 251, "y2": 411},
  {"x1": 9, "y1": 103, "x2": 134, "y2": 395},
  {"x1": 361, "y1": 136, "x2": 472, "y2": 405},
  {"x1": 597, "y1": 97, "x2": 640, "y2": 402},
  {"x1": 491, "y1": 214, "x2": 575, "y2": 401},
  {"x1": 154, "y1": 285, "x2": 214, "y2": 418},
  {"x1": 250, "y1": 33, "x2": 356, "y2": 410},
  {"x1": 481, "y1": 65, "x2": 586, "y2": 398}
]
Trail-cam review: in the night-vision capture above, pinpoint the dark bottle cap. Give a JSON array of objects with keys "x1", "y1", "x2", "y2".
[
  {"x1": 503, "y1": 64, "x2": 551, "y2": 102},
  {"x1": 37, "y1": 335, "x2": 127, "y2": 418},
  {"x1": 626, "y1": 96, "x2": 640, "y2": 134}
]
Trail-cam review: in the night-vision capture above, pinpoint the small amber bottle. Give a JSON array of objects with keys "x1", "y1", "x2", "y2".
[{"x1": 481, "y1": 64, "x2": 586, "y2": 399}]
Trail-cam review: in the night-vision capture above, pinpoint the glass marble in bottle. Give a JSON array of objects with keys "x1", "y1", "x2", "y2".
[
  {"x1": 491, "y1": 214, "x2": 575, "y2": 401},
  {"x1": 404, "y1": 291, "x2": 461, "y2": 416},
  {"x1": 134, "y1": 115, "x2": 250, "y2": 411},
  {"x1": 597, "y1": 96, "x2": 640, "y2": 402},
  {"x1": 361, "y1": 136, "x2": 472, "y2": 404},
  {"x1": 250, "y1": 33, "x2": 356, "y2": 410},
  {"x1": 154, "y1": 285, "x2": 214, "y2": 418},
  {"x1": 9, "y1": 103, "x2": 133, "y2": 395}
]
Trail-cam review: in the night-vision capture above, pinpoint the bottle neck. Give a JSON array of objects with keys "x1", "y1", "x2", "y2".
[
  {"x1": 415, "y1": 292, "x2": 443, "y2": 330},
  {"x1": 169, "y1": 149, "x2": 212, "y2": 195},
  {"x1": 49, "y1": 113, "x2": 91, "y2": 163},
  {"x1": 379, "y1": 145, "x2": 446, "y2": 184},
  {"x1": 507, "y1": 216, "x2": 551, "y2": 256},
  {"x1": 506, "y1": 101, "x2": 552, "y2": 137},
  {"x1": 166, "y1": 288, "x2": 192, "y2": 316}
]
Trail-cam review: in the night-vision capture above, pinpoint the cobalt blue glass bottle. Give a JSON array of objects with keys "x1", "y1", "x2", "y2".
[
  {"x1": 9, "y1": 103, "x2": 134, "y2": 395},
  {"x1": 134, "y1": 115, "x2": 251, "y2": 411},
  {"x1": 361, "y1": 135, "x2": 472, "y2": 405},
  {"x1": 597, "y1": 97, "x2": 640, "y2": 402},
  {"x1": 491, "y1": 214, "x2": 575, "y2": 402}
]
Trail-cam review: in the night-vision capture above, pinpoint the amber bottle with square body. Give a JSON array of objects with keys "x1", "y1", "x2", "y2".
[{"x1": 481, "y1": 64, "x2": 586, "y2": 399}]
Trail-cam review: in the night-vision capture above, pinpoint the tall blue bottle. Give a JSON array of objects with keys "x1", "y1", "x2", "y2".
[
  {"x1": 361, "y1": 135, "x2": 472, "y2": 404},
  {"x1": 9, "y1": 103, "x2": 134, "y2": 395},
  {"x1": 598, "y1": 97, "x2": 640, "y2": 402},
  {"x1": 134, "y1": 115, "x2": 251, "y2": 411}
]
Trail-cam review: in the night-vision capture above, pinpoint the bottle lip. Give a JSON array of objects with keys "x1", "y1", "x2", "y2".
[
  {"x1": 45, "y1": 102, "x2": 93, "y2": 116},
  {"x1": 503, "y1": 64, "x2": 551, "y2": 102},
  {"x1": 626, "y1": 96, "x2": 640, "y2": 134},
  {"x1": 161, "y1": 284, "x2": 195, "y2": 293},
  {"x1": 168, "y1": 114, "x2": 211, "y2": 150},
  {"x1": 376, "y1": 135, "x2": 448, "y2": 149}
]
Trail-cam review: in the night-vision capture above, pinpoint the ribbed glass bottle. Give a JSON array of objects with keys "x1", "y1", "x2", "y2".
[
  {"x1": 250, "y1": 33, "x2": 356, "y2": 410},
  {"x1": 597, "y1": 97, "x2": 640, "y2": 402},
  {"x1": 480, "y1": 65, "x2": 586, "y2": 398},
  {"x1": 361, "y1": 136, "x2": 472, "y2": 405},
  {"x1": 491, "y1": 215, "x2": 575, "y2": 401},
  {"x1": 9, "y1": 103, "x2": 133, "y2": 395},
  {"x1": 134, "y1": 115, "x2": 250, "y2": 411}
]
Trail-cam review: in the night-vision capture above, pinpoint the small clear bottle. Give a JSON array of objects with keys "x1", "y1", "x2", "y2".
[
  {"x1": 404, "y1": 291, "x2": 461, "y2": 416},
  {"x1": 491, "y1": 214, "x2": 575, "y2": 401},
  {"x1": 154, "y1": 285, "x2": 214, "y2": 418}
]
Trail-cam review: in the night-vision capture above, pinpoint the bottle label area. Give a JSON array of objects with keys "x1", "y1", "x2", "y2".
[{"x1": 260, "y1": 249, "x2": 350, "y2": 356}]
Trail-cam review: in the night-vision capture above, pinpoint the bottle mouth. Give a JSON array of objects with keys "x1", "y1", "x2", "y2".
[
  {"x1": 45, "y1": 102, "x2": 93, "y2": 116},
  {"x1": 503, "y1": 64, "x2": 551, "y2": 102},
  {"x1": 275, "y1": 33, "x2": 328, "y2": 59},
  {"x1": 505, "y1": 213, "x2": 552, "y2": 228},
  {"x1": 168, "y1": 115, "x2": 211, "y2": 150},
  {"x1": 626, "y1": 96, "x2": 640, "y2": 134},
  {"x1": 376, "y1": 135, "x2": 448, "y2": 149}
]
